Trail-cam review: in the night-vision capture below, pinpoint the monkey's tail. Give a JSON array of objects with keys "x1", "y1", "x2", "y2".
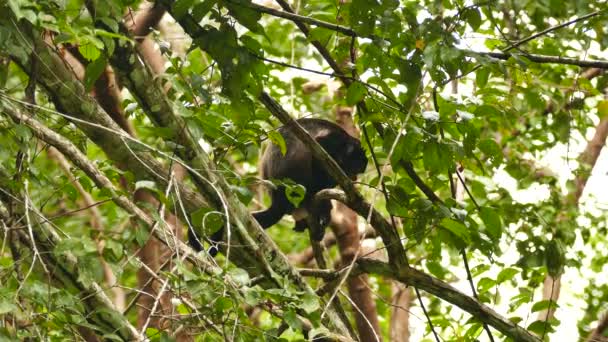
[
  {"x1": 252, "y1": 207, "x2": 286, "y2": 229},
  {"x1": 188, "y1": 227, "x2": 205, "y2": 252}
]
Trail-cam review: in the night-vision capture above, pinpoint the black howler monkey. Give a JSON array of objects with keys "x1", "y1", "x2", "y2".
[{"x1": 189, "y1": 118, "x2": 368, "y2": 255}]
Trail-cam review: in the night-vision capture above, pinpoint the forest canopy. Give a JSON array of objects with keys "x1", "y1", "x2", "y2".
[{"x1": 1, "y1": 0, "x2": 608, "y2": 341}]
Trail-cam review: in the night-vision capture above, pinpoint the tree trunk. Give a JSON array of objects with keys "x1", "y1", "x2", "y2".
[{"x1": 332, "y1": 106, "x2": 383, "y2": 342}]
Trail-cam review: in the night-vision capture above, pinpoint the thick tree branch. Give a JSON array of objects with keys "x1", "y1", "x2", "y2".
[
  {"x1": 356, "y1": 258, "x2": 540, "y2": 342},
  {"x1": 466, "y1": 50, "x2": 608, "y2": 69},
  {"x1": 126, "y1": 2, "x2": 166, "y2": 38},
  {"x1": 5, "y1": 26, "x2": 207, "y2": 211},
  {"x1": 236, "y1": 1, "x2": 608, "y2": 70}
]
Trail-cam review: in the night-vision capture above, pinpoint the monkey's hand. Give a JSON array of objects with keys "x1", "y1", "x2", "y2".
[{"x1": 293, "y1": 219, "x2": 308, "y2": 232}]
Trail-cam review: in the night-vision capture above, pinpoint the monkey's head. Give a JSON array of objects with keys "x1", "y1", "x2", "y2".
[{"x1": 316, "y1": 130, "x2": 368, "y2": 181}]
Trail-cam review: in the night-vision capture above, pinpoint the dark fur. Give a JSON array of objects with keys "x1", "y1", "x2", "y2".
[{"x1": 190, "y1": 119, "x2": 368, "y2": 255}]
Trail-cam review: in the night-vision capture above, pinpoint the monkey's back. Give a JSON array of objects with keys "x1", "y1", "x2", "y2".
[{"x1": 260, "y1": 119, "x2": 343, "y2": 185}]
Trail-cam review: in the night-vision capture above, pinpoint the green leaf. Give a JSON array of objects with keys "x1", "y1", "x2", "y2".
[
  {"x1": 301, "y1": 292, "x2": 320, "y2": 314},
  {"x1": 531, "y1": 300, "x2": 558, "y2": 313},
  {"x1": 214, "y1": 297, "x2": 233, "y2": 313},
  {"x1": 426, "y1": 260, "x2": 447, "y2": 278},
  {"x1": 103, "y1": 333, "x2": 127, "y2": 341},
  {"x1": 478, "y1": 139, "x2": 502, "y2": 166},
  {"x1": 308, "y1": 27, "x2": 334, "y2": 43},
  {"x1": 524, "y1": 89, "x2": 545, "y2": 111},
  {"x1": 546, "y1": 240, "x2": 565, "y2": 277},
  {"x1": 84, "y1": 56, "x2": 107, "y2": 92},
  {"x1": 14, "y1": 124, "x2": 32, "y2": 140},
  {"x1": 99, "y1": 17, "x2": 119, "y2": 33},
  {"x1": 192, "y1": 0, "x2": 215, "y2": 22},
  {"x1": 476, "y1": 67, "x2": 489, "y2": 88},
  {"x1": 423, "y1": 141, "x2": 453, "y2": 173},
  {"x1": 479, "y1": 207, "x2": 502, "y2": 240},
  {"x1": 463, "y1": 8, "x2": 482, "y2": 30},
  {"x1": 77, "y1": 255, "x2": 104, "y2": 287},
  {"x1": 284, "y1": 181, "x2": 306, "y2": 208},
  {"x1": 0, "y1": 298, "x2": 17, "y2": 315},
  {"x1": 78, "y1": 43, "x2": 101, "y2": 61},
  {"x1": 230, "y1": 185, "x2": 253, "y2": 205},
  {"x1": 349, "y1": 0, "x2": 378, "y2": 36},
  {"x1": 135, "y1": 227, "x2": 150, "y2": 246},
  {"x1": 510, "y1": 291, "x2": 534, "y2": 310},
  {"x1": 598, "y1": 100, "x2": 608, "y2": 119},
  {"x1": 440, "y1": 218, "x2": 470, "y2": 242},
  {"x1": 135, "y1": 180, "x2": 158, "y2": 192},
  {"x1": 224, "y1": 1, "x2": 265, "y2": 34},
  {"x1": 7, "y1": 0, "x2": 22, "y2": 20},
  {"x1": 172, "y1": 0, "x2": 195, "y2": 19},
  {"x1": 477, "y1": 277, "x2": 495, "y2": 293},
  {"x1": 243, "y1": 287, "x2": 262, "y2": 306},
  {"x1": 496, "y1": 267, "x2": 518, "y2": 284},
  {"x1": 527, "y1": 320, "x2": 555, "y2": 335},
  {"x1": 346, "y1": 82, "x2": 366, "y2": 105},
  {"x1": 474, "y1": 104, "x2": 502, "y2": 117},
  {"x1": 422, "y1": 142, "x2": 441, "y2": 173},
  {"x1": 191, "y1": 207, "x2": 225, "y2": 236},
  {"x1": 394, "y1": 129, "x2": 421, "y2": 162},
  {"x1": 105, "y1": 240, "x2": 124, "y2": 261},
  {"x1": 268, "y1": 130, "x2": 286, "y2": 156},
  {"x1": 228, "y1": 268, "x2": 250, "y2": 286},
  {"x1": 386, "y1": 185, "x2": 409, "y2": 216},
  {"x1": 283, "y1": 309, "x2": 302, "y2": 330}
]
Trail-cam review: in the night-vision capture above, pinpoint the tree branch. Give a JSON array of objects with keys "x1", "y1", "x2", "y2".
[
  {"x1": 356, "y1": 258, "x2": 540, "y2": 342},
  {"x1": 0, "y1": 167, "x2": 141, "y2": 341},
  {"x1": 466, "y1": 50, "x2": 608, "y2": 69},
  {"x1": 225, "y1": 0, "x2": 358, "y2": 38}
]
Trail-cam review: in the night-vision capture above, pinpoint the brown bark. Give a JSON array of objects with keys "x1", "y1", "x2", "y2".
[
  {"x1": 390, "y1": 283, "x2": 412, "y2": 342},
  {"x1": 586, "y1": 313, "x2": 608, "y2": 342},
  {"x1": 128, "y1": 5, "x2": 191, "y2": 339},
  {"x1": 92, "y1": 66, "x2": 134, "y2": 134},
  {"x1": 57, "y1": 8, "x2": 182, "y2": 332},
  {"x1": 539, "y1": 69, "x2": 607, "y2": 323},
  {"x1": 134, "y1": 190, "x2": 164, "y2": 329},
  {"x1": 331, "y1": 106, "x2": 383, "y2": 342},
  {"x1": 583, "y1": 93, "x2": 608, "y2": 342},
  {"x1": 126, "y1": 3, "x2": 173, "y2": 330},
  {"x1": 126, "y1": 2, "x2": 166, "y2": 38},
  {"x1": 538, "y1": 275, "x2": 561, "y2": 322},
  {"x1": 574, "y1": 117, "x2": 608, "y2": 201},
  {"x1": 288, "y1": 227, "x2": 376, "y2": 266}
]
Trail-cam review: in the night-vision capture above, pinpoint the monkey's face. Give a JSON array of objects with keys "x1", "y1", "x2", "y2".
[{"x1": 336, "y1": 139, "x2": 368, "y2": 180}]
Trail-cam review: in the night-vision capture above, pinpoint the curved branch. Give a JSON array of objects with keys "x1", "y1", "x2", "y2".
[{"x1": 356, "y1": 258, "x2": 540, "y2": 342}]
